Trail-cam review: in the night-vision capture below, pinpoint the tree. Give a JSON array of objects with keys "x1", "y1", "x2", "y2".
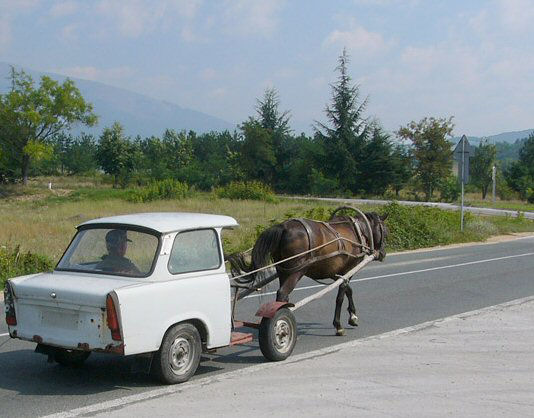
[
  {"x1": 256, "y1": 88, "x2": 290, "y2": 135},
  {"x1": 0, "y1": 67, "x2": 97, "y2": 184},
  {"x1": 470, "y1": 140, "x2": 497, "y2": 199},
  {"x1": 247, "y1": 87, "x2": 292, "y2": 189},
  {"x1": 240, "y1": 119, "x2": 276, "y2": 183},
  {"x1": 315, "y1": 48, "x2": 370, "y2": 194},
  {"x1": 359, "y1": 126, "x2": 395, "y2": 196},
  {"x1": 95, "y1": 123, "x2": 135, "y2": 188},
  {"x1": 389, "y1": 144, "x2": 414, "y2": 197},
  {"x1": 506, "y1": 133, "x2": 534, "y2": 199},
  {"x1": 397, "y1": 117, "x2": 454, "y2": 201}
]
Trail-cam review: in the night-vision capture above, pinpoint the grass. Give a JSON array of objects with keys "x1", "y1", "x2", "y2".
[
  {"x1": 0, "y1": 191, "x2": 344, "y2": 262},
  {"x1": 465, "y1": 199, "x2": 534, "y2": 212}
]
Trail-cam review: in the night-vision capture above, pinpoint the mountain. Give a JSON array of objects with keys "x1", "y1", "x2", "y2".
[
  {"x1": 0, "y1": 62, "x2": 235, "y2": 138},
  {"x1": 452, "y1": 129, "x2": 534, "y2": 145}
]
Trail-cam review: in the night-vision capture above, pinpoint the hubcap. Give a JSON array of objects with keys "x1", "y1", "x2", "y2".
[
  {"x1": 274, "y1": 318, "x2": 293, "y2": 353},
  {"x1": 169, "y1": 337, "x2": 192, "y2": 374}
]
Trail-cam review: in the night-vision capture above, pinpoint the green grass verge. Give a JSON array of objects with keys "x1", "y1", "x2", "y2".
[{"x1": 465, "y1": 199, "x2": 534, "y2": 213}]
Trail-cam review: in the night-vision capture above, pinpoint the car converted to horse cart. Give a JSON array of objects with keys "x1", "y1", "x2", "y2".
[{"x1": 4, "y1": 208, "x2": 388, "y2": 384}]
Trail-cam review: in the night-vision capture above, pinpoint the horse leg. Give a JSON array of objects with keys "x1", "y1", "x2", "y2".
[
  {"x1": 276, "y1": 271, "x2": 304, "y2": 302},
  {"x1": 345, "y1": 283, "x2": 359, "y2": 327},
  {"x1": 333, "y1": 282, "x2": 347, "y2": 336}
]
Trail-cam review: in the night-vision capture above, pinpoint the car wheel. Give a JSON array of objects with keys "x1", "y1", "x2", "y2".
[{"x1": 151, "y1": 323, "x2": 201, "y2": 384}]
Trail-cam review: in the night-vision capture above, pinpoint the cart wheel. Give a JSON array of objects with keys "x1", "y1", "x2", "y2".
[
  {"x1": 151, "y1": 323, "x2": 201, "y2": 384},
  {"x1": 54, "y1": 348, "x2": 91, "y2": 367},
  {"x1": 259, "y1": 307, "x2": 297, "y2": 361}
]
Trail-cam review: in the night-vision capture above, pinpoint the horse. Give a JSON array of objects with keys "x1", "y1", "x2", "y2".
[{"x1": 237, "y1": 208, "x2": 388, "y2": 336}]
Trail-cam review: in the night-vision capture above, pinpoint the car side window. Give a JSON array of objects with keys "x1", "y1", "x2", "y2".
[{"x1": 168, "y1": 229, "x2": 221, "y2": 274}]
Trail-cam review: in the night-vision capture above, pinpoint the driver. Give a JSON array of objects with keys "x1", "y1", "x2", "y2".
[{"x1": 97, "y1": 229, "x2": 141, "y2": 275}]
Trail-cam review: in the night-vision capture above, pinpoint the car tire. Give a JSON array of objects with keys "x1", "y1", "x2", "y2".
[
  {"x1": 151, "y1": 323, "x2": 201, "y2": 384},
  {"x1": 54, "y1": 349, "x2": 91, "y2": 367},
  {"x1": 259, "y1": 307, "x2": 297, "y2": 361}
]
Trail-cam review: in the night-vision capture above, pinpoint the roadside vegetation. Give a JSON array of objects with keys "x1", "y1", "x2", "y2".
[{"x1": 1, "y1": 189, "x2": 533, "y2": 288}]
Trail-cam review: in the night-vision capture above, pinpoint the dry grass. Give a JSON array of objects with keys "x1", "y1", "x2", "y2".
[{"x1": 0, "y1": 194, "x2": 344, "y2": 262}]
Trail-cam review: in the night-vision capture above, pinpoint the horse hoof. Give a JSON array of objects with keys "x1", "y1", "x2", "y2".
[
  {"x1": 348, "y1": 315, "x2": 359, "y2": 327},
  {"x1": 335, "y1": 329, "x2": 345, "y2": 336}
]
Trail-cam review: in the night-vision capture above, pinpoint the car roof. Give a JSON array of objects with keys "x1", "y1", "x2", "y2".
[{"x1": 78, "y1": 212, "x2": 239, "y2": 234}]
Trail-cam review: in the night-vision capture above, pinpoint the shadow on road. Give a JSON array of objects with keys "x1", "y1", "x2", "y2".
[{"x1": 0, "y1": 349, "x2": 161, "y2": 396}]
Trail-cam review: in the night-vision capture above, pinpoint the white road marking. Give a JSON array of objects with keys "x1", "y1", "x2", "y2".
[
  {"x1": 244, "y1": 251, "x2": 534, "y2": 299},
  {"x1": 44, "y1": 295, "x2": 534, "y2": 418},
  {"x1": 0, "y1": 333, "x2": 9, "y2": 337},
  {"x1": 365, "y1": 255, "x2": 455, "y2": 269}
]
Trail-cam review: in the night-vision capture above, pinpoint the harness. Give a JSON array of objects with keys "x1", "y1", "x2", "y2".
[{"x1": 275, "y1": 212, "x2": 374, "y2": 274}]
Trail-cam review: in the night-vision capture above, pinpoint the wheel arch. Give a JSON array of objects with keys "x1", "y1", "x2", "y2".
[{"x1": 162, "y1": 318, "x2": 209, "y2": 346}]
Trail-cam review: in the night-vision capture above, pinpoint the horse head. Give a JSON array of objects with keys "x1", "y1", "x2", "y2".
[{"x1": 366, "y1": 212, "x2": 389, "y2": 261}]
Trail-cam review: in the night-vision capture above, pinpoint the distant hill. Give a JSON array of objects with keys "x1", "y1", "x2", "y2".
[
  {"x1": 0, "y1": 62, "x2": 235, "y2": 138},
  {"x1": 452, "y1": 129, "x2": 533, "y2": 145},
  {"x1": 451, "y1": 130, "x2": 533, "y2": 164}
]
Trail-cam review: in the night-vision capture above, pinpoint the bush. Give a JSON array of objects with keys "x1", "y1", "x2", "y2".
[
  {"x1": 465, "y1": 218, "x2": 498, "y2": 238},
  {"x1": 382, "y1": 202, "x2": 461, "y2": 250},
  {"x1": 214, "y1": 181, "x2": 278, "y2": 203},
  {"x1": 438, "y1": 175, "x2": 461, "y2": 202},
  {"x1": 497, "y1": 181, "x2": 519, "y2": 201},
  {"x1": 1, "y1": 245, "x2": 54, "y2": 288},
  {"x1": 527, "y1": 188, "x2": 534, "y2": 204},
  {"x1": 127, "y1": 179, "x2": 190, "y2": 203}
]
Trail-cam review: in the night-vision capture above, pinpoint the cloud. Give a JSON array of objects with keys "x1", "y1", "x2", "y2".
[
  {"x1": 95, "y1": 0, "x2": 202, "y2": 39},
  {"x1": 59, "y1": 23, "x2": 80, "y2": 43},
  {"x1": 0, "y1": 15, "x2": 11, "y2": 51},
  {"x1": 199, "y1": 68, "x2": 217, "y2": 81},
  {"x1": 50, "y1": 1, "x2": 79, "y2": 18},
  {"x1": 323, "y1": 24, "x2": 389, "y2": 56},
  {"x1": 0, "y1": 0, "x2": 40, "y2": 51},
  {"x1": 497, "y1": 0, "x2": 534, "y2": 32},
  {"x1": 222, "y1": 0, "x2": 285, "y2": 37}
]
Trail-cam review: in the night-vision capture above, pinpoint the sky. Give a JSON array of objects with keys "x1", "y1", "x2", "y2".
[{"x1": 1, "y1": 0, "x2": 533, "y2": 136}]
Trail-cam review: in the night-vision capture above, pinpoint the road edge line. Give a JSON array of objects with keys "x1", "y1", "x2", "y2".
[{"x1": 44, "y1": 294, "x2": 534, "y2": 418}]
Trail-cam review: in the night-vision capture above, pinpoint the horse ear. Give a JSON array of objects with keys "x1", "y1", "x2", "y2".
[{"x1": 380, "y1": 213, "x2": 388, "y2": 221}]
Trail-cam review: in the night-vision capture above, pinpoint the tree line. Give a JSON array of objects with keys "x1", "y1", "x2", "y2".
[{"x1": 1, "y1": 51, "x2": 533, "y2": 202}]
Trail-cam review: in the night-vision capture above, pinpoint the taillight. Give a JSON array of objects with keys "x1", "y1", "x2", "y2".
[
  {"x1": 4, "y1": 281, "x2": 17, "y2": 326},
  {"x1": 106, "y1": 294, "x2": 122, "y2": 341}
]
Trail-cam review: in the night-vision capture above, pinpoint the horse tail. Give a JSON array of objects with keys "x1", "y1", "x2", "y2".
[{"x1": 251, "y1": 224, "x2": 285, "y2": 270}]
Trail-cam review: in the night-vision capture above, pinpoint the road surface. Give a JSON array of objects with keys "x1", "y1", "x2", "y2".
[{"x1": 1, "y1": 236, "x2": 533, "y2": 417}]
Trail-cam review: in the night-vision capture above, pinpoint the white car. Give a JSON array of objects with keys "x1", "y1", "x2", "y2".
[{"x1": 4, "y1": 212, "x2": 297, "y2": 384}]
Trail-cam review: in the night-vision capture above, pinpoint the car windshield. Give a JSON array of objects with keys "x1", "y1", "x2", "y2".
[{"x1": 56, "y1": 227, "x2": 159, "y2": 277}]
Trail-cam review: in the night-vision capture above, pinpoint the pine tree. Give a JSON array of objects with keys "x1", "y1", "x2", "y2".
[{"x1": 315, "y1": 48, "x2": 369, "y2": 194}]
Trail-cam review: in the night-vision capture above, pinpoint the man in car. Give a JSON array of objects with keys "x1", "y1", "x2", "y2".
[{"x1": 97, "y1": 229, "x2": 141, "y2": 275}]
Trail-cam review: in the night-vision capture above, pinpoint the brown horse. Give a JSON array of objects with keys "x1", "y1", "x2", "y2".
[{"x1": 248, "y1": 209, "x2": 388, "y2": 336}]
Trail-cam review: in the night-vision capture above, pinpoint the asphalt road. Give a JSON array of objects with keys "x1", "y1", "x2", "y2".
[{"x1": 1, "y1": 236, "x2": 534, "y2": 417}]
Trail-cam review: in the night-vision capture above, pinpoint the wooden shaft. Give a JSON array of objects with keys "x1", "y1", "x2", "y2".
[{"x1": 290, "y1": 254, "x2": 375, "y2": 311}]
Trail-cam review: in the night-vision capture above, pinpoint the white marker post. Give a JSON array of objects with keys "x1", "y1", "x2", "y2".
[
  {"x1": 460, "y1": 135, "x2": 467, "y2": 232},
  {"x1": 492, "y1": 164, "x2": 496, "y2": 206}
]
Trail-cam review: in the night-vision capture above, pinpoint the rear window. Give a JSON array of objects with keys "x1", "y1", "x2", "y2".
[
  {"x1": 168, "y1": 229, "x2": 221, "y2": 274},
  {"x1": 57, "y1": 228, "x2": 159, "y2": 277}
]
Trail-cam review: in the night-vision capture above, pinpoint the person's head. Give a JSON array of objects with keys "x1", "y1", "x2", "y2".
[{"x1": 105, "y1": 229, "x2": 131, "y2": 256}]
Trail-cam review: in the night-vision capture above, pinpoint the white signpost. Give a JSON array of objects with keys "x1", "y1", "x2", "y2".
[{"x1": 459, "y1": 135, "x2": 468, "y2": 231}]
